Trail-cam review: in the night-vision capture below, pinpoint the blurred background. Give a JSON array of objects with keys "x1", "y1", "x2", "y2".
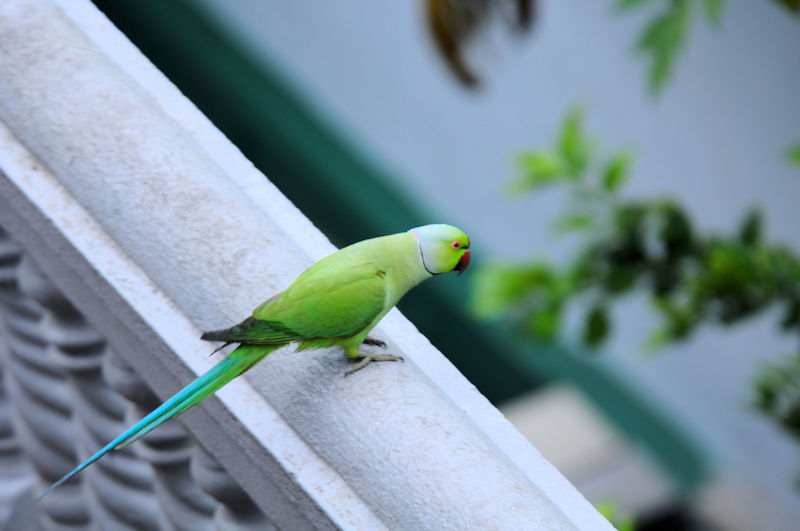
[{"x1": 90, "y1": 1, "x2": 800, "y2": 529}]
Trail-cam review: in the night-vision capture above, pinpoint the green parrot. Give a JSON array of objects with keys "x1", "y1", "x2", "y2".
[{"x1": 40, "y1": 224, "x2": 470, "y2": 498}]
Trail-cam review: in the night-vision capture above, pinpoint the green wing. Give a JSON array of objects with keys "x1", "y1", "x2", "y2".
[
  {"x1": 257, "y1": 259, "x2": 388, "y2": 340},
  {"x1": 204, "y1": 259, "x2": 387, "y2": 345}
]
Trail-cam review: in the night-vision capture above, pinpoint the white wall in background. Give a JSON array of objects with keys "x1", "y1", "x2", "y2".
[{"x1": 193, "y1": 0, "x2": 800, "y2": 524}]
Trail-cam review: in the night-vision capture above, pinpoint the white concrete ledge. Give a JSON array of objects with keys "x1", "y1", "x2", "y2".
[{"x1": 0, "y1": 0, "x2": 610, "y2": 528}]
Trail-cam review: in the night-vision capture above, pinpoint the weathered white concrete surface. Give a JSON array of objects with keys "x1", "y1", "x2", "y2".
[{"x1": 0, "y1": 0, "x2": 611, "y2": 528}]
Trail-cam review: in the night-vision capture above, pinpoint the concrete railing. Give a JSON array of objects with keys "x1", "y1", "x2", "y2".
[{"x1": 0, "y1": 1, "x2": 611, "y2": 529}]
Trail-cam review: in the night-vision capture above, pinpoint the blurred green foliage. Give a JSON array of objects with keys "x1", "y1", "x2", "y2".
[
  {"x1": 772, "y1": 0, "x2": 800, "y2": 14},
  {"x1": 615, "y1": 0, "x2": 725, "y2": 95},
  {"x1": 596, "y1": 500, "x2": 636, "y2": 531},
  {"x1": 616, "y1": 0, "x2": 800, "y2": 96},
  {"x1": 787, "y1": 142, "x2": 800, "y2": 167},
  {"x1": 754, "y1": 353, "x2": 800, "y2": 441},
  {"x1": 471, "y1": 106, "x2": 800, "y2": 446}
]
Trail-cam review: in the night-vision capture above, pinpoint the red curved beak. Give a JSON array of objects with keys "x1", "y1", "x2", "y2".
[{"x1": 455, "y1": 250, "x2": 470, "y2": 276}]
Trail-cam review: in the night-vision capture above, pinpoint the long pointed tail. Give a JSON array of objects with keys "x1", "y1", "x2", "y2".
[{"x1": 39, "y1": 344, "x2": 275, "y2": 499}]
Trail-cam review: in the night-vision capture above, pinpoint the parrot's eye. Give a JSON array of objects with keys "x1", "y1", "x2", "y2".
[{"x1": 451, "y1": 241, "x2": 461, "y2": 249}]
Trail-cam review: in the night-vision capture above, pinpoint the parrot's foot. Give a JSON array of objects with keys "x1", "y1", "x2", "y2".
[
  {"x1": 362, "y1": 336, "x2": 386, "y2": 349},
  {"x1": 345, "y1": 353, "x2": 403, "y2": 376}
]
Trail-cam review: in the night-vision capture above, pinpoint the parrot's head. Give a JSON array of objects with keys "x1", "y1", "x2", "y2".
[{"x1": 409, "y1": 224, "x2": 471, "y2": 276}]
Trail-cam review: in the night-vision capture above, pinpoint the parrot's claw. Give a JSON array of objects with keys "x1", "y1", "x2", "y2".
[
  {"x1": 345, "y1": 353, "x2": 403, "y2": 376},
  {"x1": 363, "y1": 337, "x2": 387, "y2": 349}
]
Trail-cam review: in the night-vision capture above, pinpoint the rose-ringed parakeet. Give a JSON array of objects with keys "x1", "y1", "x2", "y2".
[{"x1": 40, "y1": 224, "x2": 470, "y2": 498}]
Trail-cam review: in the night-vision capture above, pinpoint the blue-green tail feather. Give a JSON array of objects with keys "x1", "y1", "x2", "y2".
[{"x1": 38, "y1": 344, "x2": 274, "y2": 499}]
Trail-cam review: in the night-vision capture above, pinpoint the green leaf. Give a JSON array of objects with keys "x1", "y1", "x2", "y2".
[
  {"x1": 780, "y1": 300, "x2": 800, "y2": 331},
  {"x1": 583, "y1": 304, "x2": 611, "y2": 347},
  {"x1": 595, "y1": 501, "x2": 635, "y2": 531},
  {"x1": 739, "y1": 209, "x2": 763, "y2": 246},
  {"x1": 635, "y1": 0, "x2": 691, "y2": 95},
  {"x1": 605, "y1": 267, "x2": 637, "y2": 293},
  {"x1": 601, "y1": 151, "x2": 633, "y2": 192},
  {"x1": 554, "y1": 214, "x2": 594, "y2": 233},
  {"x1": 785, "y1": 142, "x2": 800, "y2": 167},
  {"x1": 703, "y1": 0, "x2": 725, "y2": 25},
  {"x1": 614, "y1": 0, "x2": 659, "y2": 11},
  {"x1": 705, "y1": 243, "x2": 751, "y2": 289},
  {"x1": 652, "y1": 263, "x2": 680, "y2": 295},
  {"x1": 529, "y1": 304, "x2": 561, "y2": 341},
  {"x1": 644, "y1": 328, "x2": 672, "y2": 350},
  {"x1": 558, "y1": 107, "x2": 592, "y2": 177},
  {"x1": 470, "y1": 262, "x2": 559, "y2": 318},
  {"x1": 659, "y1": 202, "x2": 694, "y2": 259},
  {"x1": 651, "y1": 296, "x2": 698, "y2": 342},
  {"x1": 509, "y1": 151, "x2": 565, "y2": 194},
  {"x1": 753, "y1": 353, "x2": 800, "y2": 437},
  {"x1": 470, "y1": 264, "x2": 534, "y2": 317},
  {"x1": 770, "y1": 0, "x2": 800, "y2": 15}
]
